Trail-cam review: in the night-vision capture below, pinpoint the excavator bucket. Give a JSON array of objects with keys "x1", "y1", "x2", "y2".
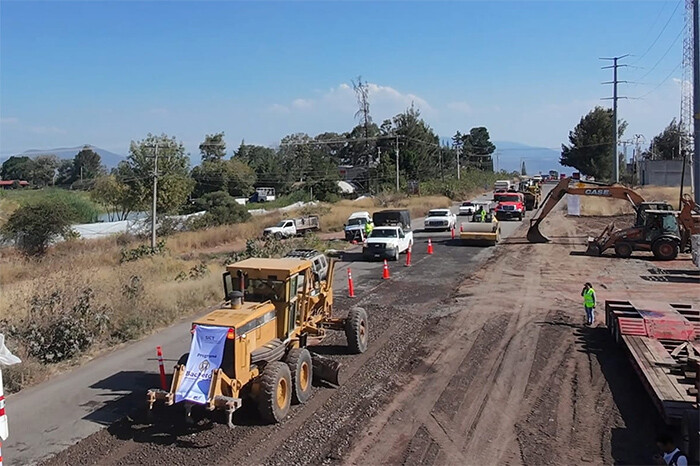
[
  {"x1": 526, "y1": 221, "x2": 549, "y2": 243},
  {"x1": 585, "y1": 241, "x2": 601, "y2": 256}
]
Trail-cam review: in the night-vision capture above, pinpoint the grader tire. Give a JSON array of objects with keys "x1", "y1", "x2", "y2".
[
  {"x1": 285, "y1": 348, "x2": 313, "y2": 404},
  {"x1": 257, "y1": 362, "x2": 292, "y2": 423},
  {"x1": 345, "y1": 307, "x2": 369, "y2": 354}
]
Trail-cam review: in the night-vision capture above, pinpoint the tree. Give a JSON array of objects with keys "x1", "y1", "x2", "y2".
[
  {"x1": 199, "y1": 132, "x2": 226, "y2": 161},
  {"x1": 115, "y1": 134, "x2": 194, "y2": 214},
  {"x1": 190, "y1": 191, "x2": 252, "y2": 228},
  {"x1": 55, "y1": 159, "x2": 75, "y2": 186},
  {"x1": 235, "y1": 142, "x2": 289, "y2": 193},
  {"x1": 90, "y1": 175, "x2": 135, "y2": 221},
  {"x1": 645, "y1": 119, "x2": 687, "y2": 161},
  {"x1": 1, "y1": 156, "x2": 35, "y2": 181},
  {"x1": 560, "y1": 106, "x2": 627, "y2": 180},
  {"x1": 2, "y1": 199, "x2": 77, "y2": 256},
  {"x1": 521, "y1": 160, "x2": 527, "y2": 176},
  {"x1": 30, "y1": 155, "x2": 59, "y2": 187},
  {"x1": 191, "y1": 158, "x2": 256, "y2": 199},
  {"x1": 73, "y1": 146, "x2": 105, "y2": 181}
]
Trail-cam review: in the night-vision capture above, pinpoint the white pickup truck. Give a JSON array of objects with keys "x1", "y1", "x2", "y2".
[
  {"x1": 263, "y1": 216, "x2": 320, "y2": 238},
  {"x1": 424, "y1": 208, "x2": 457, "y2": 231},
  {"x1": 362, "y1": 226, "x2": 413, "y2": 261}
]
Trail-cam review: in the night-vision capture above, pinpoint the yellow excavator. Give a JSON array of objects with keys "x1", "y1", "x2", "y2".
[{"x1": 526, "y1": 177, "x2": 672, "y2": 243}]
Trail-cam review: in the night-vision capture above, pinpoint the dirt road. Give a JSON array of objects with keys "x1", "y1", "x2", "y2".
[{"x1": 32, "y1": 202, "x2": 700, "y2": 465}]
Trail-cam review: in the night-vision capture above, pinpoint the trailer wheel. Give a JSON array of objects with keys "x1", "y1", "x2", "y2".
[
  {"x1": 257, "y1": 362, "x2": 292, "y2": 423},
  {"x1": 284, "y1": 348, "x2": 313, "y2": 405},
  {"x1": 345, "y1": 307, "x2": 369, "y2": 354},
  {"x1": 652, "y1": 238, "x2": 679, "y2": 261},
  {"x1": 614, "y1": 242, "x2": 633, "y2": 258}
]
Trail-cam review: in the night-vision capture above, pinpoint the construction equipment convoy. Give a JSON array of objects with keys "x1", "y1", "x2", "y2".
[
  {"x1": 606, "y1": 300, "x2": 699, "y2": 461},
  {"x1": 147, "y1": 252, "x2": 368, "y2": 426}
]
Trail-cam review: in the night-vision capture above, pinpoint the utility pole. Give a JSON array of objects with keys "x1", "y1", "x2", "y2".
[
  {"x1": 693, "y1": 0, "x2": 700, "y2": 203},
  {"x1": 456, "y1": 144, "x2": 461, "y2": 180},
  {"x1": 395, "y1": 136, "x2": 400, "y2": 192},
  {"x1": 601, "y1": 55, "x2": 629, "y2": 183},
  {"x1": 151, "y1": 143, "x2": 159, "y2": 251}
]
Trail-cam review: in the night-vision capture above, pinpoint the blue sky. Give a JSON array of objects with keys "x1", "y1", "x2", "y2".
[{"x1": 0, "y1": 1, "x2": 689, "y2": 160}]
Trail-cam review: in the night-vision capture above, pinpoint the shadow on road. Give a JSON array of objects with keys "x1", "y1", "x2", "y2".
[
  {"x1": 83, "y1": 371, "x2": 161, "y2": 426},
  {"x1": 574, "y1": 326, "x2": 665, "y2": 465}
]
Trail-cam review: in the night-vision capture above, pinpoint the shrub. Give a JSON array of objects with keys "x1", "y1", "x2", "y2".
[
  {"x1": 7, "y1": 288, "x2": 110, "y2": 364},
  {"x1": 1, "y1": 199, "x2": 78, "y2": 256},
  {"x1": 189, "y1": 191, "x2": 251, "y2": 229},
  {"x1": 120, "y1": 240, "x2": 167, "y2": 263}
]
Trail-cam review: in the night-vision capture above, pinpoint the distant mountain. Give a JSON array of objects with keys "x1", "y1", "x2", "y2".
[
  {"x1": 492, "y1": 141, "x2": 567, "y2": 176},
  {"x1": 14, "y1": 145, "x2": 126, "y2": 168}
]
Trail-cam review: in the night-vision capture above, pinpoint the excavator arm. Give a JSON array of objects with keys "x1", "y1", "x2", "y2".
[{"x1": 527, "y1": 177, "x2": 646, "y2": 243}]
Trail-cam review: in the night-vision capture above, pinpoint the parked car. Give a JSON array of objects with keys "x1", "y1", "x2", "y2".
[{"x1": 423, "y1": 208, "x2": 457, "y2": 231}]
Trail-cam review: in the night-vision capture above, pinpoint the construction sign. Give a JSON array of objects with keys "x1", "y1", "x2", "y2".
[{"x1": 174, "y1": 326, "x2": 227, "y2": 405}]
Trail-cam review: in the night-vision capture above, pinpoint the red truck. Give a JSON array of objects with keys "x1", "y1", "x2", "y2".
[{"x1": 494, "y1": 192, "x2": 525, "y2": 221}]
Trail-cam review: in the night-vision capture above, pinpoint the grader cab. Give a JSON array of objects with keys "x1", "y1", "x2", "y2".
[{"x1": 147, "y1": 254, "x2": 368, "y2": 426}]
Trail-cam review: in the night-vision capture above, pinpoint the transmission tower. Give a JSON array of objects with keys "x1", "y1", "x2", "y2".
[{"x1": 680, "y1": 0, "x2": 694, "y2": 160}]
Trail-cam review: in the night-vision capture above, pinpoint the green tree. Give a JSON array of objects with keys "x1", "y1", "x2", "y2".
[
  {"x1": 461, "y1": 127, "x2": 495, "y2": 171},
  {"x1": 115, "y1": 134, "x2": 194, "y2": 214},
  {"x1": 190, "y1": 191, "x2": 252, "y2": 228},
  {"x1": 1, "y1": 156, "x2": 35, "y2": 181},
  {"x1": 278, "y1": 133, "x2": 341, "y2": 200},
  {"x1": 2, "y1": 199, "x2": 77, "y2": 256},
  {"x1": 30, "y1": 155, "x2": 59, "y2": 187},
  {"x1": 560, "y1": 106, "x2": 627, "y2": 180},
  {"x1": 90, "y1": 175, "x2": 136, "y2": 221},
  {"x1": 191, "y1": 159, "x2": 256, "y2": 198},
  {"x1": 73, "y1": 146, "x2": 105, "y2": 181},
  {"x1": 55, "y1": 159, "x2": 75, "y2": 186},
  {"x1": 199, "y1": 132, "x2": 226, "y2": 161},
  {"x1": 235, "y1": 142, "x2": 289, "y2": 193},
  {"x1": 646, "y1": 119, "x2": 686, "y2": 161}
]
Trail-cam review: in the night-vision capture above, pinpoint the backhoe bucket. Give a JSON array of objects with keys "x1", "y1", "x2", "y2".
[
  {"x1": 585, "y1": 240, "x2": 601, "y2": 256},
  {"x1": 526, "y1": 221, "x2": 549, "y2": 243},
  {"x1": 311, "y1": 352, "x2": 341, "y2": 386}
]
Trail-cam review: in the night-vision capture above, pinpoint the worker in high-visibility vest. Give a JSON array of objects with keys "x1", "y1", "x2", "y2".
[{"x1": 581, "y1": 282, "x2": 597, "y2": 326}]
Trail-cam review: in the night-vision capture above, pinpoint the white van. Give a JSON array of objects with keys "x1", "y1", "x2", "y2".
[{"x1": 493, "y1": 180, "x2": 512, "y2": 191}]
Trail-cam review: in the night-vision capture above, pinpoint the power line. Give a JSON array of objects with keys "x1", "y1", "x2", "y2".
[
  {"x1": 632, "y1": 0, "x2": 683, "y2": 64},
  {"x1": 632, "y1": 61, "x2": 683, "y2": 99},
  {"x1": 637, "y1": 22, "x2": 686, "y2": 80}
]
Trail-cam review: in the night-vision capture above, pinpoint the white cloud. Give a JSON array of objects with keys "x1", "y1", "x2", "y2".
[
  {"x1": 268, "y1": 103, "x2": 290, "y2": 114},
  {"x1": 447, "y1": 101, "x2": 472, "y2": 114},
  {"x1": 292, "y1": 98, "x2": 313, "y2": 109},
  {"x1": 0, "y1": 117, "x2": 19, "y2": 124}
]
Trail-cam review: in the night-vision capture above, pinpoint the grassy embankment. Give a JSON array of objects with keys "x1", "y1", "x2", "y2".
[
  {"x1": 0, "y1": 192, "x2": 451, "y2": 393},
  {"x1": 0, "y1": 188, "x2": 101, "y2": 224}
]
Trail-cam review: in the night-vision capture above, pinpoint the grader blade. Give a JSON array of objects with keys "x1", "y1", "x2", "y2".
[{"x1": 311, "y1": 353, "x2": 341, "y2": 386}]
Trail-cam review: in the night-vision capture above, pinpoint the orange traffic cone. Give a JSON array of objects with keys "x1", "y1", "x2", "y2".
[
  {"x1": 347, "y1": 268, "x2": 356, "y2": 298},
  {"x1": 427, "y1": 238, "x2": 434, "y2": 255},
  {"x1": 382, "y1": 259, "x2": 390, "y2": 279},
  {"x1": 405, "y1": 245, "x2": 412, "y2": 267},
  {"x1": 460, "y1": 224, "x2": 463, "y2": 233},
  {"x1": 451, "y1": 226, "x2": 455, "y2": 240}
]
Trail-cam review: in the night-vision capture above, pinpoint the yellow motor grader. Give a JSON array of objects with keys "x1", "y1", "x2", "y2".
[{"x1": 147, "y1": 252, "x2": 368, "y2": 426}]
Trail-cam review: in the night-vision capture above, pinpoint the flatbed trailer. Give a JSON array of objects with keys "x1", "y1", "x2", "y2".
[{"x1": 605, "y1": 300, "x2": 699, "y2": 459}]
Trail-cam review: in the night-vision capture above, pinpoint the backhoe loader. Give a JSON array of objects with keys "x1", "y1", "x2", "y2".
[
  {"x1": 526, "y1": 177, "x2": 672, "y2": 243},
  {"x1": 147, "y1": 253, "x2": 368, "y2": 426}
]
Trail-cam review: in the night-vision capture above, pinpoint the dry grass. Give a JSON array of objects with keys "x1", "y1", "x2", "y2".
[{"x1": 577, "y1": 186, "x2": 685, "y2": 216}]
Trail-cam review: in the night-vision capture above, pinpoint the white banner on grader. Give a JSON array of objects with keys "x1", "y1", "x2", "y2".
[{"x1": 174, "y1": 326, "x2": 228, "y2": 405}]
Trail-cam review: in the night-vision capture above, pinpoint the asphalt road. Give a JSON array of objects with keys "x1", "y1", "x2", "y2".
[{"x1": 5, "y1": 191, "x2": 527, "y2": 465}]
